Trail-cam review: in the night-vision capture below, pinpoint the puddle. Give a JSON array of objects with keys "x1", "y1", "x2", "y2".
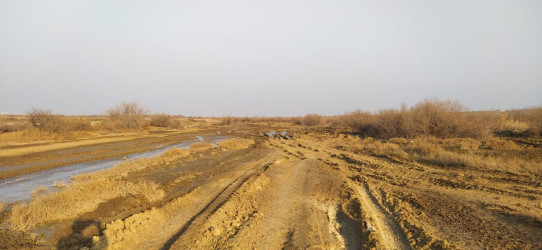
[{"x1": 0, "y1": 135, "x2": 227, "y2": 203}]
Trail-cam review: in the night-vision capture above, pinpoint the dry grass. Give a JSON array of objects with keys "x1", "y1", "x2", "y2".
[
  {"x1": 10, "y1": 178, "x2": 165, "y2": 230},
  {"x1": 336, "y1": 136, "x2": 541, "y2": 175},
  {"x1": 7, "y1": 142, "x2": 219, "y2": 231},
  {"x1": 218, "y1": 138, "x2": 255, "y2": 150},
  {"x1": 483, "y1": 138, "x2": 522, "y2": 150},
  {"x1": 497, "y1": 118, "x2": 533, "y2": 136},
  {"x1": 189, "y1": 142, "x2": 214, "y2": 152},
  {"x1": 124, "y1": 180, "x2": 165, "y2": 203},
  {"x1": 52, "y1": 181, "x2": 69, "y2": 189},
  {"x1": 0, "y1": 128, "x2": 100, "y2": 148},
  {"x1": 160, "y1": 148, "x2": 191, "y2": 159}
]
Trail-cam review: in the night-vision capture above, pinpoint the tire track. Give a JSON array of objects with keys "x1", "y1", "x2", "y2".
[{"x1": 348, "y1": 182, "x2": 411, "y2": 249}]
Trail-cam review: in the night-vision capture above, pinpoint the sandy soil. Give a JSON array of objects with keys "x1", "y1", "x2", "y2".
[{"x1": 1, "y1": 127, "x2": 541, "y2": 249}]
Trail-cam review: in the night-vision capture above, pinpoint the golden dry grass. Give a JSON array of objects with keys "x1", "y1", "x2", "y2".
[
  {"x1": 0, "y1": 128, "x2": 96, "y2": 148},
  {"x1": 0, "y1": 133, "x2": 143, "y2": 157},
  {"x1": 52, "y1": 181, "x2": 69, "y2": 189},
  {"x1": 218, "y1": 138, "x2": 255, "y2": 150},
  {"x1": 189, "y1": 142, "x2": 214, "y2": 152},
  {"x1": 499, "y1": 119, "x2": 531, "y2": 134},
  {"x1": 10, "y1": 178, "x2": 165, "y2": 230},
  {"x1": 334, "y1": 136, "x2": 541, "y2": 175},
  {"x1": 6, "y1": 144, "x2": 220, "y2": 231}
]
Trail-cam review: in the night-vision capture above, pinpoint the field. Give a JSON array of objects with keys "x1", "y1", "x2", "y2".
[{"x1": 1, "y1": 107, "x2": 542, "y2": 249}]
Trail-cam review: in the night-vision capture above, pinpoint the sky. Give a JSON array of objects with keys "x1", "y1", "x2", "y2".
[{"x1": 1, "y1": 0, "x2": 541, "y2": 116}]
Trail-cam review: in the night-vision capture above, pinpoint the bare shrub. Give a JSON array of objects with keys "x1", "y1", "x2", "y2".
[
  {"x1": 221, "y1": 116, "x2": 237, "y2": 125},
  {"x1": 338, "y1": 110, "x2": 379, "y2": 135},
  {"x1": 376, "y1": 108, "x2": 408, "y2": 138},
  {"x1": 340, "y1": 99, "x2": 492, "y2": 139},
  {"x1": 292, "y1": 117, "x2": 303, "y2": 125},
  {"x1": 303, "y1": 114, "x2": 322, "y2": 126},
  {"x1": 150, "y1": 114, "x2": 171, "y2": 128},
  {"x1": 28, "y1": 108, "x2": 68, "y2": 132},
  {"x1": 28, "y1": 108, "x2": 56, "y2": 129},
  {"x1": 66, "y1": 119, "x2": 91, "y2": 131},
  {"x1": 169, "y1": 119, "x2": 182, "y2": 129},
  {"x1": 106, "y1": 102, "x2": 147, "y2": 129}
]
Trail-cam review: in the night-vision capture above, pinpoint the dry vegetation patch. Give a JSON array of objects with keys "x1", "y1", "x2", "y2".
[
  {"x1": 7, "y1": 144, "x2": 222, "y2": 231},
  {"x1": 218, "y1": 138, "x2": 255, "y2": 150},
  {"x1": 334, "y1": 135, "x2": 541, "y2": 175},
  {"x1": 9, "y1": 179, "x2": 164, "y2": 230},
  {"x1": 189, "y1": 142, "x2": 214, "y2": 152}
]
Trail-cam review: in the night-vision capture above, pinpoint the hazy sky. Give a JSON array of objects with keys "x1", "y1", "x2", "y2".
[{"x1": 1, "y1": 0, "x2": 541, "y2": 116}]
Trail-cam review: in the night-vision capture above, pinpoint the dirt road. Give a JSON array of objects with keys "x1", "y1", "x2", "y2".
[{"x1": 2, "y1": 128, "x2": 541, "y2": 249}]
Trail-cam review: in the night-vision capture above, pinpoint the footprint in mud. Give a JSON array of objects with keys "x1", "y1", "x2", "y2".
[{"x1": 57, "y1": 219, "x2": 107, "y2": 250}]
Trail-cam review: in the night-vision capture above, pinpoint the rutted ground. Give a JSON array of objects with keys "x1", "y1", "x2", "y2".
[{"x1": 1, "y1": 128, "x2": 541, "y2": 249}]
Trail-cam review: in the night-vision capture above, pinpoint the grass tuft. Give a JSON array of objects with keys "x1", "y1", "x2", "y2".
[{"x1": 218, "y1": 139, "x2": 255, "y2": 150}]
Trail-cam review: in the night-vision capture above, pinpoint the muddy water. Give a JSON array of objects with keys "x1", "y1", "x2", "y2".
[{"x1": 0, "y1": 135, "x2": 227, "y2": 203}]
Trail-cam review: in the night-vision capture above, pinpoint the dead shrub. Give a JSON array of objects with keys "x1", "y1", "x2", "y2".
[
  {"x1": 221, "y1": 116, "x2": 237, "y2": 125},
  {"x1": 292, "y1": 117, "x2": 303, "y2": 125},
  {"x1": 66, "y1": 119, "x2": 91, "y2": 131},
  {"x1": 303, "y1": 114, "x2": 322, "y2": 126},
  {"x1": 106, "y1": 102, "x2": 147, "y2": 130},
  {"x1": 150, "y1": 114, "x2": 171, "y2": 128},
  {"x1": 27, "y1": 108, "x2": 70, "y2": 133},
  {"x1": 169, "y1": 119, "x2": 182, "y2": 129},
  {"x1": 340, "y1": 99, "x2": 493, "y2": 139},
  {"x1": 28, "y1": 108, "x2": 57, "y2": 130}
]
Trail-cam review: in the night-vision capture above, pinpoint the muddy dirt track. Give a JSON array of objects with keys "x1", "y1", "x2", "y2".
[{"x1": 2, "y1": 128, "x2": 542, "y2": 249}]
